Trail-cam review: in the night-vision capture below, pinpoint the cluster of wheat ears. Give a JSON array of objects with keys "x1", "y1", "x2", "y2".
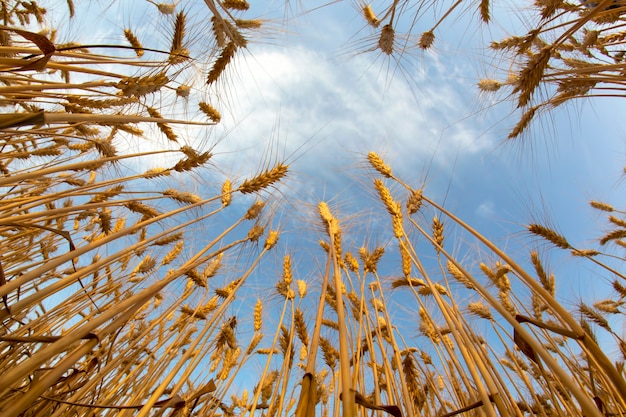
[{"x1": 0, "y1": 0, "x2": 624, "y2": 416}]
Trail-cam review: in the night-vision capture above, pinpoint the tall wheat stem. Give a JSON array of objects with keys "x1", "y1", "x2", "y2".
[{"x1": 327, "y1": 228, "x2": 354, "y2": 417}]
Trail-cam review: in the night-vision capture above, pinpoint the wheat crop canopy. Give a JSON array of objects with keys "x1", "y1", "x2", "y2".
[{"x1": 0, "y1": 1, "x2": 624, "y2": 417}]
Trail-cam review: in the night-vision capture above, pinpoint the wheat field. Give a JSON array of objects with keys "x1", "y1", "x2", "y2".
[{"x1": 0, "y1": 1, "x2": 624, "y2": 416}]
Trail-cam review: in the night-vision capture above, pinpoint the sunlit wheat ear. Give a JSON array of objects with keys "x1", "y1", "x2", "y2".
[
  {"x1": 117, "y1": 72, "x2": 170, "y2": 97},
  {"x1": 378, "y1": 24, "x2": 395, "y2": 55},
  {"x1": 123, "y1": 29, "x2": 144, "y2": 57},
  {"x1": 318, "y1": 202, "x2": 339, "y2": 235},
  {"x1": 216, "y1": 278, "x2": 243, "y2": 298},
  {"x1": 169, "y1": 11, "x2": 189, "y2": 64},
  {"x1": 203, "y1": 296, "x2": 219, "y2": 314},
  {"x1": 580, "y1": 303, "x2": 612, "y2": 332},
  {"x1": 391, "y1": 277, "x2": 425, "y2": 288},
  {"x1": 399, "y1": 242, "x2": 412, "y2": 277},
  {"x1": 126, "y1": 201, "x2": 161, "y2": 219},
  {"x1": 609, "y1": 215, "x2": 626, "y2": 229},
  {"x1": 199, "y1": 102, "x2": 221, "y2": 123},
  {"x1": 468, "y1": 302, "x2": 494, "y2": 320},
  {"x1": 203, "y1": 253, "x2": 224, "y2": 280},
  {"x1": 499, "y1": 290, "x2": 517, "y2": 315},
  {"x1": 216, "y1": 316, "x2": 238, "y2": 350},
  {"x1": 432, "y1": 216, "x2": 444, "y2": 251},
  {"x1": 129, "y1": 255, "x2": 157, "y2": 282},
  {"x1": 247, "y1": 223, "x2": 265, "y2": 242},
  {"x1": 279, "y1": 324, "x2": 295, "y2": 365},
  {"x1": 185, "y1": 267, "x2": 206, "y2": 287},
  {"x1": 163, "y1": 189, "x2": 202, "y2": 204},
  {"x1": 480, "y1": 261, "x2": 511, "y2": 291},
  {"x1": 239, "y1": 163, "x2": 288, "y2": 194},
  {"x1": 514, "y1": 47, "x2": 552, "y2": 108},
  {"x1": 530, "y1": 251, "x2": 555, "y2": 295},
  {"x1": 174, "y1": 84, "x2": 191, "y2": 99},
  {"x1": 174, "y1": 148, "x2": 212, "y2": 172},
  {"x1": 405, "y1": 374, "x2": 429, "y2": 409},
  {"x1": 594, "y1": 299, "x2": 621, "y2": 314},
  {"x1": 344, "y1": 252, "x2": 360, "y2": 273},
  {"x1": 223, "y1": 0, "x2": 250, "y2": 10},
  {"x1": 319, "y1": 337, "x2": 339, "y2": 370},
  {"x1": 321, "y1": 319, "x2": 339, "y2": 331},
  {"x1": 256, "y1": 348, "x2": 279, "y2": 355},
  {"x1": 373, "y1": 179, "x2": 401, "y2": 218},
  {"x1": 405, "y1": 188, "x2": 423, "y2": 215},
  {"x1": 359, "y1": 246, "x2": 385, "y2": 273},
  {"x1": 281, "y1": 255, "x2": 293, "y2": 286},
  {"x1": 367, "y1": 151, "x2": 393, "y2": 178},
  {"x1": 478, "y1": 79, "x2": 502, "y2": 92},
  {"x1": 207, "y1": 42, "x2": 237, "y2": 85},
  {"x1": 245, "y1": 200, "x2": 265, "y2": 220},
  {"x1": 181, "y1": 304, "x2": 208, "y2": 320},
  {"x1": 509, "y1": 105, "x2": 538, "y2": 139},
  {"x1": 418, "y1": 30, "x2": 435, "y2": 49},
  {"x1": 252, "y1": 298, "x2": 263, "y2": 332},
  {"x1": 446, "y1": 260, "x2": 476, "y2": 290},
  {"x1": 363, "y1": 5, "x2": 380, "y2": 27},
  {"x1": 479, "y1": 0, "x2": 490, "y2": 22},
  {"x1": 264, "y1": 230, "x2": 280, "y2": 250},
  {"x1": 600, "y1": 229, "x2": 626, "y2": 245},
  {"x1": 527, "y1": 223, "x2": 571, "y2": 249},
  {"x1": 276, "y1": 257, "x2": 295, "y2": 299},
  {"x1": 219, "y1": 179, "x2": 233, "y2": 207},
  {"x1": 146, "y1": 107, "x2": 178, "y2": 142},
  {"x1": 235, "y1": 18, "x2": 262, "y2": 29},
  {"x1": 146, "y1": 0, "x2": 176, "y2": 14},
  {"x1": 143, "y1": 167, "x2": 171, "y2": 178},
  {"x1": 294, "y1": 308, "x2": 309, "y2": 346},
  {"x1": 211, "y1": 16, "x2": 227, "y2": 47},
  {"x1": 220, "y1": 347, "x2": 241, "y2": 380}
]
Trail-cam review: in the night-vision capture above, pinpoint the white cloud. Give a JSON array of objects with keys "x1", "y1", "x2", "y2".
[
  {"x1": 202, "y1": 43, "x2": 493, "y2": 191},
  {"x1": 476, "y1": 201, "x2": 495, "y2": 218}
]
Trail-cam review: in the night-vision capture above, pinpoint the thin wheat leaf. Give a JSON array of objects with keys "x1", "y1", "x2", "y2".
[{"x1": 513, "y1": 328, "x2": 539, "y2": 365}]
